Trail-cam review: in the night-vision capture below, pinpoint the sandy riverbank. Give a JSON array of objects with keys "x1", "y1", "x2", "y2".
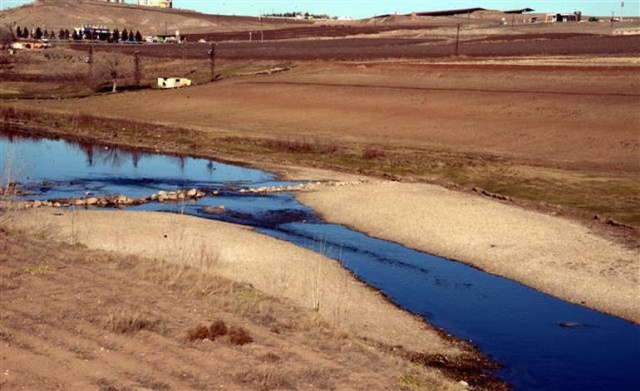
[
  {"x1": 8, "y1": 209, "x2": 470, "y2": 358},
  {"x1": 296, "y1": 180, "x2": 639, "y2": 323}
]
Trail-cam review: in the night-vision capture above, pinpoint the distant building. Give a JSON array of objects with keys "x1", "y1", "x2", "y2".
[
  {"x1": 104, "y1": 0, "x2": 124, "y2": 3},
  {"x1": 74, "y1": 25, "x2": 111, "y2": 41},
  {"x1": 157, "y1": 77, "x2": 191, "y2": 89},
  {"x1": 546, "y1": 11, "x2": 582, "y2": 22},
  {"x1": 11, "y1": 41, "x2": 50, "y2": 50},
  {"x1": 138, "y1": 0, "x2": 172, "y2": 8}
]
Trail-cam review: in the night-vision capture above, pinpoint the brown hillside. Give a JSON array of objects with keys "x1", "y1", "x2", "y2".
[{"x1": 0, "y1": 0, "x2": 310, "y2": 35}]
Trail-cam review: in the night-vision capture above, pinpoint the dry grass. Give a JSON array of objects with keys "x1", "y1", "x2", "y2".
[
  {"x1": 227, "y1": 326, "x2": 253, "y2": 345},
  {"x1": 262, "y1": 137, "x2": 340, "y2": 155},
  {"x1": 106, "y1": 310, "x2": 161, "y2": 334},
  {"x1": 0, "y1": 219, "x2": 502, "y2": 390},
  {"x1": 3, "y1": 105, "x2": 637, "y2": 231},
  {"x1": 362, "y1": 145, "x2": 387, "y2": 160},
  {"x1": 235, "y1": 365, "x2": 292, "y2": 391}
]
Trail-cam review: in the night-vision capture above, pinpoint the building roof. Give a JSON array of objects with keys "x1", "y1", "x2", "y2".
[
  {"x1": 373, "y1": 7, "x2": 486, "y2": 19},
  {"x1": 504, "y1": 8, "x2": 535, "y2": 14}
]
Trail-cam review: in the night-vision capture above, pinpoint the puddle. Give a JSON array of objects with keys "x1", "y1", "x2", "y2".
[{"x1": 1, "y1": 133, "x2": 638, "y2": 390}]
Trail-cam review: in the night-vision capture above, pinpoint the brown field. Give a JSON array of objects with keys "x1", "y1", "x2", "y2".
[
  {"x1": 2, "y1": 6, "x2": 640, "y2": 389},
  {"x1": 5, "y1": 43, "x2": 638, "y2": 228}
]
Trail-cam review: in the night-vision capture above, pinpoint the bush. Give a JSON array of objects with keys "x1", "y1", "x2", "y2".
[
  {"x1": 362, "y1": 145, "x2": 386, "y2": 159},
  {"x1": 185, "y1": 324, "x2": 210, "y2": 341},
  {"x1": 228, "y1": 327, "x2": 253, "y2": 345},
  {"x1": 106, "y1": 311, "x2": 160, "y2": 334},
  {"x1": 186, "y1": 319, "x2": 233, "y2": 342},
  {"x1": 209, "y1": 320, "x2": 228, "y2": 339}
]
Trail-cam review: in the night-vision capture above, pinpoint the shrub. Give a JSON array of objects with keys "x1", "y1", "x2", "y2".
[
  {"x1": 362, "y1": 145, "x2": 387, "y2": 159},
  {"x1": 209, "y1": 320, "x2": 228, "y2": 339},
  {"x1": 106, "y1": 311, "x2": 159, "y2": 334},
  {"x1": 228, "y1": 327, "x2": 253, "y2": 345},
  {"x1": 185, "y1": 324, "x2": 210, "y2": 341},
  {"x1": 186, "y1": 320, "x2": 230, "y2": 342}
]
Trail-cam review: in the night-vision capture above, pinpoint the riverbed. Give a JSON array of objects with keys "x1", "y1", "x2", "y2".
[{"x1": 2, "y1": 133, "x2": 638, "y2": 390}]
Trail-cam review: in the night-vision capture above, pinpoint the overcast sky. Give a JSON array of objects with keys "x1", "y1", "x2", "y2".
[{"x1": 2, "y1": 1, "x2": 638, "y2": 18}]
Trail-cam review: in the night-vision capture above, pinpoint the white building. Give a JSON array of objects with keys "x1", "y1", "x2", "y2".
[{"x1": 138, "y1": 0, "x2": 173, "y2": 8}]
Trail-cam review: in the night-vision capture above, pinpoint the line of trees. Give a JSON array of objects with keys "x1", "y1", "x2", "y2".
[
  {"x1": 15, "y1": 26, "x2": 66, "y2": 40},
  {"x1": 14, "y1": 26, "x2": 144, "y2": 43},
  {"x1": 263, "y1": 11, "x2": 334, "y2": 20}
]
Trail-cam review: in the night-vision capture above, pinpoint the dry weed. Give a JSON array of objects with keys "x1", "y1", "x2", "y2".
[
  {"x1": 106, "y1": 310, "x2": 160, "y2": 334},
  {"x1": 236, "y1": 364, "x2": 292, "y2": 391},
  {"x1": 363, "y1": 145, "x2": 387, "y2": 159},
  {"x1": 209, "y1": 320, "x2": 228, "y2": 339},
  {"x1": 185, "y1": 324, "x2": 210, "y2": 342},
  {"x1": 227, "y1": 326, "x2": 253, "y2": 345},
  {"x1": 185, "y1": 320, "x2": 229, "y2": 342}
]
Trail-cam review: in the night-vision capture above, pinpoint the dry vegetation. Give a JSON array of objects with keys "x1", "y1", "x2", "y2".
[{"x1": 0, "y1": 221, "x2": 486, "y2": 390}]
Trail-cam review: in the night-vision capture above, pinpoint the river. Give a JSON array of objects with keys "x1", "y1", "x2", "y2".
[{"x1": 1, "y1": 132, "x2": 638, "y2": 391}]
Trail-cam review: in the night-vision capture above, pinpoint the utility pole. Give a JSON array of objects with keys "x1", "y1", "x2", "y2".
[
  {"x1": 87, "y1": 43, "x2": 94, "y2": 85},
  {"x1": 454, "y1": 23, "x2": 460, "y2": 56},
  {"x1": 209, "y1": 42, "x2": 217, "y2": 82},
  {"x1": 133, "y1": 50, "x2": 141, "y2": 86},
  {"x1": 182, "y1": 37, "x2": 187, "y2": 64}
]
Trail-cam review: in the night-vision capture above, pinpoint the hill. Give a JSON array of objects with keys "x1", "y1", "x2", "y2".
[{"x1": 0, "y1": 0, "x2": 310, "y2": 35}]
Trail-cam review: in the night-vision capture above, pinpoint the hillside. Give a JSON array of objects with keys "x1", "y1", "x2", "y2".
[{"x1": 0, "y1": 0, "x2": 310, "y2": 35}]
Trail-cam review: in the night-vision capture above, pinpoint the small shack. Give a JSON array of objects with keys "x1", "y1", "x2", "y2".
[{"x1": 157, "y1": 77, "x2": 192, "y2": 89}]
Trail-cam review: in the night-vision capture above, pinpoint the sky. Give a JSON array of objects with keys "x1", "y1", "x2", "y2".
[{"x1": 1, "y1": 1, "x2": 638, "y2": 18}]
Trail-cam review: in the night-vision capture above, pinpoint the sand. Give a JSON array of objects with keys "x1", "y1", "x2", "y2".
[{"x1": 296, "y1": 179, "x2": 639, "y2": 323}]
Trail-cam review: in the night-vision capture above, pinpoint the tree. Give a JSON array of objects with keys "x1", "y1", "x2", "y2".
[
  {"x1": 0, "y1": 25, "x2": 15, "y2": 50},
  {"x1": 128, "y1": 30, "x2": 134, "y2": 42},
  {"x1": 43, "y1": 29, "x2": 49, "y2": 39},
  {"x1": 106, "y1": 55, "x2": 121, "y2": 92},
  {"x1": 121, "y1": 29, "x2": 128, "y2": 41},
  {"x1": 72, "y1": 30, "x2": 80, "y2": 40},
  {"x1": 135, "y1": 30, "x2": 142, "y2": 42},
  {"x1": 16, "y1": 26, "x2": 22, "y2": 39},
  {"x1": 59, "y1": 28, "x2": 65, "y2": 40},
  {"x1": 65, "y1": 29, "x2": 71, "y2": 40},
  {"x1": 34, "y1": 27, "x2": 43, "y2": 40},
  {"x1": 112, "y1": 28, "x2": 119, "y2": 43}
]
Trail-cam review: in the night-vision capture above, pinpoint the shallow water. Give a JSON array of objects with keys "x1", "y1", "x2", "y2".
[{"x1": 1, "y1": 133, "x2": 638, "y2": 390}]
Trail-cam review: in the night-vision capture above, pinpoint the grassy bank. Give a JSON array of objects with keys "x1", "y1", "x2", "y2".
[
  {"x1": 2, "y1": 220, "x2": 504, "y2": 389},
  {"x1": 1, "y1": 106, "x2": 638, "y2": 235}
]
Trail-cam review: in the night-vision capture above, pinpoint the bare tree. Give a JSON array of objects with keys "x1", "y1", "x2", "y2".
[
  {"x1": 1, "y1": 24, "x2": 15, "y2": 49},
  {"x1": 106, "y1": 55, "x2": 121, "y2": 92},
  {"x1": 93, "y1": 54, "x2": 128, "y2": 92}
]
